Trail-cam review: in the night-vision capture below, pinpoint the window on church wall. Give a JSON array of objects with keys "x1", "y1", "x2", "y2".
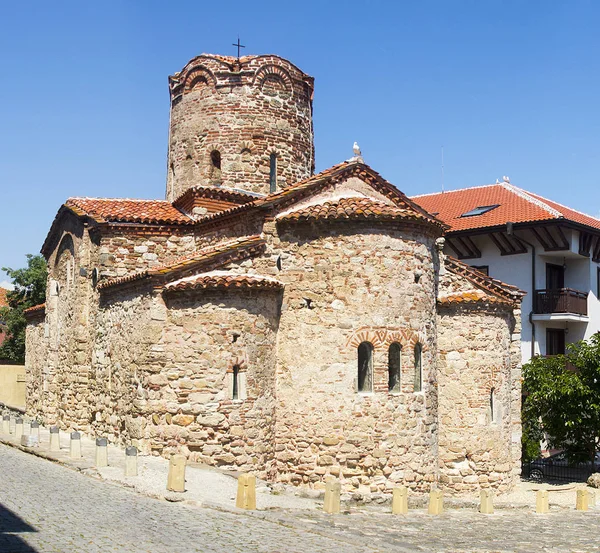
[
  {"x1": 413, "y1": 343, "x2": 422, "y2": 392},
  {"x1": 210, "y1": 150, "x2": 222, "y2": 184},
  {"x1": 232, "y1": 365, "x2": 240, "y2": 400},
  {"x1": 269, "y1": 153, "x2": 278, "y2": 193},
  {"x1": 489, "y1": 388, "x2": 496, "y2": 423},
  {"x1": 388, "y1": 343, "x2": 401, "y2": 393},
  {"x1": 357, "y1": 342, "x2": 373, "y2": 393}
]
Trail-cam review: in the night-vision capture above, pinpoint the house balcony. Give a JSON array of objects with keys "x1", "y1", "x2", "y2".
[{"x1": 532, "y1": 288, "x2": 589, "y2": 323}]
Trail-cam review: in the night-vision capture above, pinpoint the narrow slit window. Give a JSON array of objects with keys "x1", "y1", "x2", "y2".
[
  {"x1": 490, "y1": 388, "x2": 495, "y2": 423},
  {"x1": 211, "y1": 150, "x2": 221, "y2": 170},
  {"x1": 232, "y1": 365, "x2": 240, "y2": 400},
  {"x1": 388, "y1": 343, "x2": 401, "y2": 393},
  {"x1": 357, "y1": 342, "x2": 373, "y2": 393},
  {"x1": 269, "y1": 153, "x2": 277, "y2": 193},
  {"x1": 414, "y1": 343, "x2": 422, "y2": 392}
]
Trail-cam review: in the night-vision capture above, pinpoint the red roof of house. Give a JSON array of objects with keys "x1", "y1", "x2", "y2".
[
  {"x1": 0, "y1": 288, "x2": 8, "y2": 309},
  {"x1": 411, "y1": 183, "x2": 600, "y2": 233},
  {"x1": 65, "y1": 198, "x2": 194, "y2": 225}
]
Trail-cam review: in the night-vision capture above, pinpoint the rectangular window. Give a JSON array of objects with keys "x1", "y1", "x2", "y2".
[
  {"x1": 269, "y1": 153, "x2": 277, "y2": 193},
  {"x1": 414, "y1": 344, "x2": 422, "y2": 392},
  {"x1": 546, "y1": 328, "x2": 566, "y2": 356}
]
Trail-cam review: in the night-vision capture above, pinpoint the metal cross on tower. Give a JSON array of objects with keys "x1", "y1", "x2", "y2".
[{"x1": 232, "y1": 37, "x2": 245, "y2": 59}]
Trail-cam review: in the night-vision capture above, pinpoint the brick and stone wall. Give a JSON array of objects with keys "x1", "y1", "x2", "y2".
[{"x1": 166, "y1": 55, "x2": 315, "y2": 201}]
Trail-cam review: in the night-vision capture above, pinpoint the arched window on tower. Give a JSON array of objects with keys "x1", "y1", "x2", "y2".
[
  {"x1": 269, "y1": 153, "x2": 278, "y2": 193},
  {"x1": 414, "y1": 343, "x2": 422, "y2": 392},
  {"x1": 357, "y1": 342, "x2": 373, "y2": 393},
  {"x1": 210, "y1": 150, "x2": 222, "y2": 184},
  {"x1": 388, "y1": 343, "x2": 401, "y2": 393},
  {"x1": 489, "y1": 387, "x2": 496, "y2": 423}
]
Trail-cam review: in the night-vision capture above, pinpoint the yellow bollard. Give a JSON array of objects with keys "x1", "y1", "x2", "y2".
[
  {"x1": 323, "y1": 479, "x2": 341, "y2": 514},
  {"x1": 95, "y1": 438, "x2": 109, "y2": 467},
  {"x1": 392, "y1": 486, "x2": 408, "y2": 515},
  {"x1": 536, "y1": 490, "x2": 549, "y2": 514},
  {"x1": 428, "y1": 489, "x2": 444, "y2": 515},
  {"x1": 236, "y1": 473, "x2": 257, "y2": 510},
  {"x1": 588, "y1": 490, "x2": 596, "y2": 508},
  {"x1": 479, "y1": 489, "x2": 494, "y2": 514},
  {"x1": 576, "y1": 489, "x2": 589, "y2": 511},
  {"x1": 167, "y1": 454, "x2": 186, "y2": 492}
]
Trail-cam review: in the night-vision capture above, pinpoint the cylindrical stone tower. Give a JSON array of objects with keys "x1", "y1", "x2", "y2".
[{"x1": 166, "y1": 54, "x2": 315, "y2": 201}]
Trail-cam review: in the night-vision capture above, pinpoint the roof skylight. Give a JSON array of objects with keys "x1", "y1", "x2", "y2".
[{"x1": 460, "y1": 204, "x2": 500, "y2": 217}]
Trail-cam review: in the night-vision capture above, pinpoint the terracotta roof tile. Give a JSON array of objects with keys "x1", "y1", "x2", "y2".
[
  {"x1": 277, "y1": 197, "x2": 444, "y2": 228},
  {"x1": 65, "y1": 198, "x2": 194, "y2": 225},
  {"x1": 411, "y1": 184, "x2": 600, "y2": 233},
  {"x1": 437, "y1": 290, "x2": 515, "y2": 306},
  {"x1": 98, "y1": 235, "x2": 265, "y2": 291},
  {"x1": 164, "y1": 271, "x2": 283, "y2": 293},
  {"x1": 444, "y1": 256, "x2": 526, "y2": 304},
  {"x1": 23, "y1": 303, "x2": 45, "y2": 317}
]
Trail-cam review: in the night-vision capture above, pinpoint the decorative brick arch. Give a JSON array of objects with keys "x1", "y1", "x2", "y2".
[
  {"x1": 346, "y1": 327, "x2": 428, "y2": 350},
  {"x1": 254, "y1": 64, "x2": 292, "y2": 94},
  {"x1": 227, "y1": 354, "x2": 248, "y2": 372},
  {"x1": 184, "y1": 65, "x2": 216, "y2": 93}
]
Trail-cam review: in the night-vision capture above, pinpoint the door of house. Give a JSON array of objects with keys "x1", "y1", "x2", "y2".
[
  {"x1": 546, "y1": 328, "x2": 566, "y2": 356},
  {"x1": 546, "y1": 263, "x2": 565, "y2": 290}
]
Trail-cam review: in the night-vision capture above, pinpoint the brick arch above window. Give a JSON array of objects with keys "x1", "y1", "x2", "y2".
[
  {"x1": 184, "y1": 65, "x2": 217, "y2": 92},
  {"x1": 254, "y1": 64, "x2": 292, "y2": 94},
  {"x1": 346, "y1": 327, "x2": 427, "y2": 350}
]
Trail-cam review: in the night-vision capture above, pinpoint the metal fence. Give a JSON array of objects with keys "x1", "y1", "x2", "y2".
[{"x1": 522, "y1": 460, "x2": 597, "y2": 483}]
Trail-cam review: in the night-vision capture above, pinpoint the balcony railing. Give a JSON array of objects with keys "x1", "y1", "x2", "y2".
[{"x1": 534, "y1": 288, "x2": 588, "y2": 316}]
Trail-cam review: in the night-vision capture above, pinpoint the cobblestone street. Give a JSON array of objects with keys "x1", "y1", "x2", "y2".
[{"x1": 1, "y1": 443, "x2": 600, "y2": 553}]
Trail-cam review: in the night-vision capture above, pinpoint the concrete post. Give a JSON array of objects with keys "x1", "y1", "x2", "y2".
[
  {"x1": 125, "y1": 446, "x2": 138, "y2": 477},
  {"x1": 70, "y1": 432, "x2": 82, "y2": 459},
  {"x1": 576, "y1": 489, "x2": 589, "y2": 511},
  {"x1": 323, "y1": 479, "x2": 341, "y2": 514},
  {"x1": 95, "y1": 438, "x2": 108, "y2": 467},
  {"x1": 167, "y1": 454, "x2": 186, "y2": 492},
  {"x1": 2, "y1": 415, "x2": 9, "y2": 434},
  {"x1": 31, "y1": 421, "x2": 40, "y2": 441},
  {"x1": 236, "y1": 473, "x2": 257, "y2": 510},
  {"x1": 392, "y1": 486, "x2": 408, "y2": 515},
  {"x1": 479, "y1": 489, "x2": 494, "y2": 514},
  {"x1": 589, "y1": 490, "x2": 596, "y2": 508},
  {"x1": 23, "y1": 420, "x2": 31, "y2": 436},
  {"x1": 428, "y1": 489, "x2": 444, "y2": 515},
  {"x1": 9, "y1": 416, "x2": 16, "y2": 434},
  {"x1": 536, "y1": 490, "x2": 549, "y2": 514},
  {"x1": 49, "y1": 426, "x2": 60, "y2": 451},
  {"x1": 15, "y1": 418, "x2": 24, "y2": 440}
]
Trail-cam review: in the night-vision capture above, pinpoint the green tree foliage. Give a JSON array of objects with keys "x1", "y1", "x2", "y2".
[
  {"x1": 0, "y1": 254, "x2": 47, "y2": 363},
  {"x1": 522, "y1": 333, "x2": 600, "y2": 464}
]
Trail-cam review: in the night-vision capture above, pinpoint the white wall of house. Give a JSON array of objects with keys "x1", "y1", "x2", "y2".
[{"x1": 444, "y1": 227, "x2": 600, "y2": 364}]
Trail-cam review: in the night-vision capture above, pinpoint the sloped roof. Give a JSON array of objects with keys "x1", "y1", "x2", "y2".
[
  {"x1": 23, "y1": 303, "x2": 45, "y2": 318},
  {"x1": 65, "y1": 198, "x2": 194, "y2": 225},
  {"x1": 164, "y1": 271, "x2": 283, "y2": 292},
  {"x1": 411, "y1": 183, "x2": 600, "y2": 233},
  {"x1": 277, "y1": 197, "x2": 444, "y2": 229}
]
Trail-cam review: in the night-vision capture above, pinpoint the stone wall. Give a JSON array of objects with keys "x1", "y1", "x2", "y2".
[
  {"x1": 166, "y1": 55, "x2": 314, "y2": 200},
  {"x1": 24, "y1": 314, "x2": 46, "y2": 416},
  {"x1": 0, "y1": 363, "x2": 26, "y2": 408}
]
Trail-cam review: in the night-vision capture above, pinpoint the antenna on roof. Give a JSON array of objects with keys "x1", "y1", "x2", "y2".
[{"x1": 441, "y1": 146, "x2": 445, "y2": 193}]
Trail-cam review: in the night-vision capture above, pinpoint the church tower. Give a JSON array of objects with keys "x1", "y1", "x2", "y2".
[{"x1": 166, "y1": 54, "x2": 315, "y2": 202}]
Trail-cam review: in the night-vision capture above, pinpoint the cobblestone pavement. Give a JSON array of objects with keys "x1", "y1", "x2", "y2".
[{"x1": 2, "y1": 443, "x2": 600, "y2": 553}]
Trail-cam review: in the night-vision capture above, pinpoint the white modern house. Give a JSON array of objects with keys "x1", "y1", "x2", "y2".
[{"x1": 413, "y1": 180, "x2": 600, "y2": 364}]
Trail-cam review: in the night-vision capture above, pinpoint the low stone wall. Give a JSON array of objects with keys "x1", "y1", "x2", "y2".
[{"x1": 0, "y1": 363, "x2": 26, "y2": 409}]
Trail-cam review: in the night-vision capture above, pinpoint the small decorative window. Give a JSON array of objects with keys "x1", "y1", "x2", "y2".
[
  {"x1": 357, "y1": 342, "x2": 373, "y2": 393},
  {"x1": 413, "y1": 343, "x2": 422, "y2": 392},
  {"x1": 211, "y1": 150, "x2": 221, "y2": 170},
  {"x1": 388, "y1": 343, "x2": 401, "y2": 393},
  {"x1": 232, "y1": 365, "x2": 240, "y2": 400},
  {"x1": 269, "y1": 153, "x2": 277, "y2": 193}
]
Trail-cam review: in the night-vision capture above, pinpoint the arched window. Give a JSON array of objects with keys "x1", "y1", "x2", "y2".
[
  {"x1": 269, "y1": 153, "x2": 278, "y2": 193},
  {"x1": 489, "y1": 388, "x2": 495, "y2": 423},
  {"x1": 413, "y1": 343, "x2": 422, "y2": 392},
  {"x1": 357, "y1": 342, "x2": 373, "y2": 393},
  {"x1": 388, "y1": 343, "x2": 401, "y2": 393},
  {"x1": 232, "y1": 365, "x2": 240, "y2": 400},
  {"x1": 210, "y1": 150, "x2": 221, "y2": 170}
]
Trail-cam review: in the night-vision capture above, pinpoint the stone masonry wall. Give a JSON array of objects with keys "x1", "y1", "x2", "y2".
[
  {"x1": 24, "y1": 314, "x2": 46, "y2": 416},
  {"x1": 166, "y1": 55, "x2": 314, "y2": 200}
]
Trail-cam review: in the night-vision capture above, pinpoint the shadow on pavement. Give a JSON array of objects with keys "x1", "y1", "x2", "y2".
[{"x1": 0, "y1": 501, "x2": 38, "y2": 552}]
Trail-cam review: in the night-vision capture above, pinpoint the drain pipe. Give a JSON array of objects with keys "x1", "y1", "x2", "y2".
[{"x1": 507, "y1": 223, "x2": 536, "y2": 359}]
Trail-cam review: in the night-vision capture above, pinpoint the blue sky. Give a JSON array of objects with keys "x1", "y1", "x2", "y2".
[{"x1": 1, "y1": 0, "x2": 599, "y2": 286}]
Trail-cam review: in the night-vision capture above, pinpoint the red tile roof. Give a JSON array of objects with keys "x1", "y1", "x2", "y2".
[
  {"x1": 278, "y1": 197, "x2": 445, "y2": 229},
  {"x1": 411, "y1": 183, "x2": 600, "y2": 233},
  {"x1": 65, "y1": 198, "x2": 194, "y2": 225},
  {"x1": 164, "y1": 271, "x2": 283, "y2": 293},
  {"x1": 0, "y1": 288, "x2": 8, "y2": 309},
  {"x1": 23, "y1": 303, "x2": 45, "y2": 318}
]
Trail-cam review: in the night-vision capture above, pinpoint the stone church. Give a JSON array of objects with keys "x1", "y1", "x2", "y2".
[{"x1": 25, "y1": 53, "x2": 525, "y2": 493}]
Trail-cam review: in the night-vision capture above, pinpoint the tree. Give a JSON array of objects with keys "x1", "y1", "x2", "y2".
[
  {"x1": 522, "y1": 333, "x2": 600, "y2": 465},
  {"x1": 0, "y1": 254, "x2": 47, "y2": 363}
]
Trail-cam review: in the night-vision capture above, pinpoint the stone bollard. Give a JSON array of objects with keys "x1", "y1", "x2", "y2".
[
  {"x1": 15, "y1": 418, "x2": 24, "y2": 440},
  {"x1": 70, "y1": 432, "x2": 82, "y2": 459},
  {"x1": 167, "y1": 454, "x2": 186, "y2": 492},
  {"x1": 589, "y1": 490, "x2": 596, "y2": 508},
  {"x1": 323, "y1": 479, "x2": 341, "y2": 514},
  {"x1": 2, "y1": 415, "x2": 9, "y2": 434},
  {"x1": 480, "y1": 489, "x2": 494, "y2": 514},
  {"x1": 95, "y1": 438, "x2": 108, "y2": 467},
  {"x1": 21, "y1": 433, "x2": 38, "y2": 447},
  {"x1": 536, "y1": 490, "x2": 549, "y2": 514},
  {"x1": 428, "y1": 489, "x2": 444, "y2": 515},
  {"x1": 236, "y1": 473, "x2": 257, "y2": 510},
  {"x1": 576, "y1": 489, "x2": 589, "y2": 511},
  {"x1": 125, "y1": 446, "x2": 138, "y2": 477},
  {"x1": 392, "y1": 486, "x2": 408, "y2": 515},
  {"x1": 31, "y1": 421, "x2": 40, "y2": 441},
  {"x1": 49, "y1": 426, "x2": 60, "y2": 451},
  {"x1": 9, "y1": 416, "x2": 16, "y2": 434}
]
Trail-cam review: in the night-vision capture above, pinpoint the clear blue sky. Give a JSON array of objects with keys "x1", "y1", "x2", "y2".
[{"x1": 1, "y1": 0, "x2": 599, "y2": 286}]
